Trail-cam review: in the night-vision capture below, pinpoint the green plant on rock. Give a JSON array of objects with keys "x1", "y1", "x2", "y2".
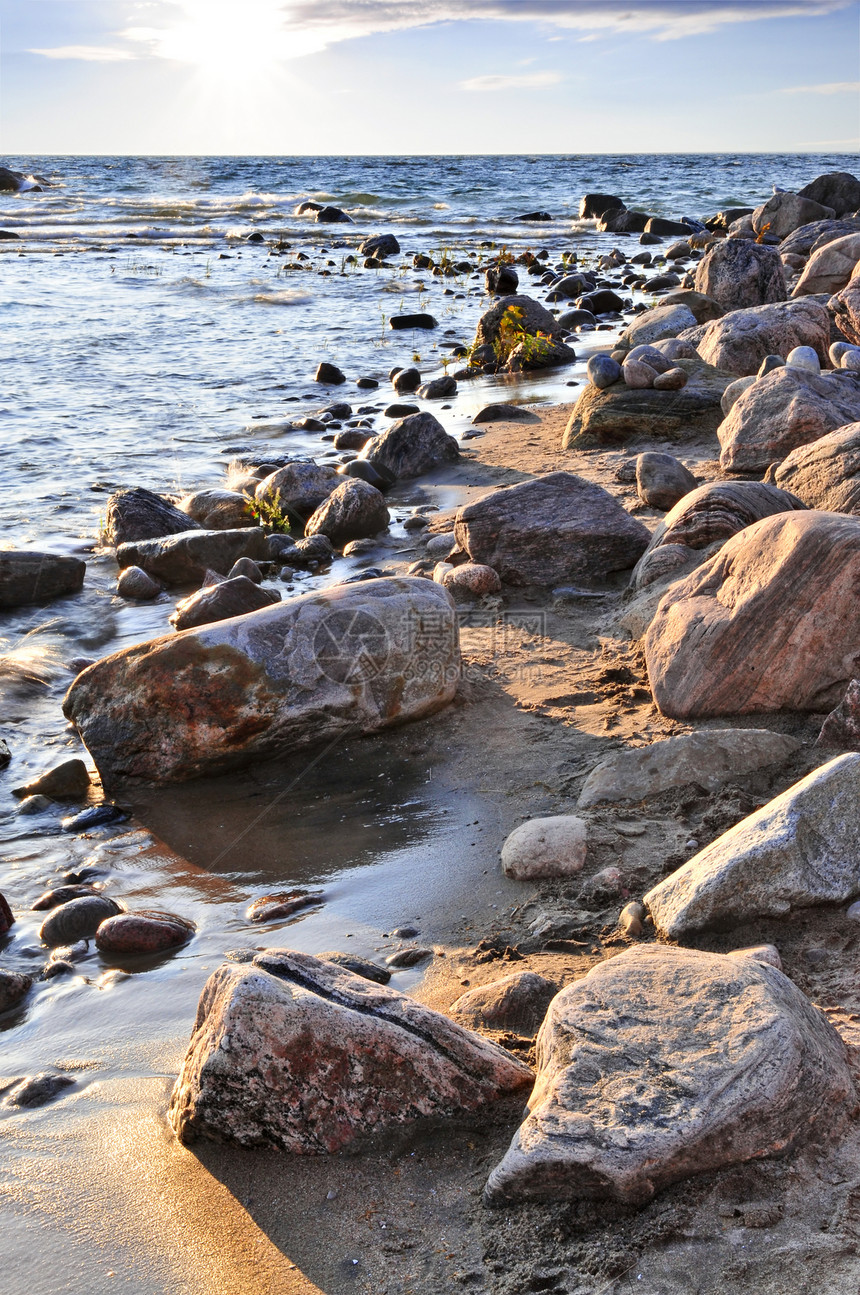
[
  {"x1": 491, "y1": 305, "x2": 555, "y2": 369},
  {"x1": 249, "y1": 497, "x2": 292, "y2": 533}
]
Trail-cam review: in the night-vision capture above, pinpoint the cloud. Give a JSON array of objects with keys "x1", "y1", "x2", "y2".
[
  {"x1": 781, "y1": 80, "x2": 860, "y2": 94},
  {"x1": 28, "y1": 44, "x2": 134, "y2": 62},
  {"x1": 461, "y1": 70, "x2": 562, "y2": 90}
]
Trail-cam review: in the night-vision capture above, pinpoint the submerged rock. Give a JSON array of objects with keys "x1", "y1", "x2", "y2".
[
  {"x1": 168, "y1": 949, "x2": 533, "y2": 1151},
  {"x1": 0, "y1": 552, "x2": 85, "y2": 608},
  {"x1": 95, "y1": 912, "x2": 194, "y2": 955},
  {"x1": 4, "y1": 1073, "x2": 76, "y2": 1108},
  {"x1": 645, "y1": 755, "x2": 860, "y2": 936},
  {"x1": 454, "y1": 472, "x2": 648, "y2": 587},
  {"x1": 246, "y1": 891, "x2": 323, "y2": 923},
  {"x1": 645, "y1": 510, "x2": 860, "y2": 717},
  {"x1": 578, "y1": 730, "x2": 800, "y2": 808},
  {"x1": 39, "y1": 895, "x2": 122, "y2": 946},
  {"x1": 484, "y1": 946, "x2": 854, "y2": 1205},
  {"x1": 0, "y1": 969, "x2": 31, "y2": 1013},
  {"x1": 63, "y1": 578, "x2": 460, "y2": 788}
]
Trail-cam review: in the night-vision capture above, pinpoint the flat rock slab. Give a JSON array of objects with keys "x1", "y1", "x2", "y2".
[
  {"x1": 117, "y1": 528, "x2": 268, "y2": 586},
  {"x1": 0, "y1": 552, "x2": 85, "y2": 608},
  {"x1": 63, "y1": 577, "x2": 459, "y2": 788},
  {"x1": 645, "y1": 754, "x2": 860, "y2": 937},
  {"x1": 645, "y1": 510, "x2": 860, "y2": 718},
  {"x1": 484, "y1": 945, "x2": 854, "y2": 1205},
  {"x1": 563, "y1": 358, "x2": 733, "y2": 448},
  {"x1": 169, "y1": 949, "x2": 533, "y2": 1152},
  {"x1": 454, "y1": 471, "x2": 649, "y2": 587},
  {"x1": 578, "y1": 730, "x2": 800, "y2": 808}
]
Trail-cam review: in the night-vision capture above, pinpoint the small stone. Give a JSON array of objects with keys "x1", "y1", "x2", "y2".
[
  {"x1": 846, "y1": 900, "x2": 860, "y2": 920},
  {"x1": 441, "y1": 563, "x2": 502, "y2": 598},
  {"x1": 319, "y1": 952, "x2": 391, "y2": 984},
  {"x1": 315, "y1": 361, "x2": 346, "y2": 385},
  {"x1": 416, "y1": 375, "x2": 457, "y2": 400},
  {"x1": 0, "y1": 892, "x2": 14, "y2": 935},
  {"x1": 117, "y1": 565, "x2": 163, "y2": 600},
  {"x1": 635, "y1": 452, "x2": 697, "y2": 510},
  {"x1": 384, "y1": 403, "x2": 419, "y2": 418},
  {"x1": 13, "y1": 758, "x2": 91, "y2": 801},
  {"x1": 246, "y1": 891, "x2": 324, "y2": 922},
  {"x1": 227, "y1": 557, "x2": 263, "y2": 583},
  {"x1": 39, "y1": 895, "x2": 122, "y2": 946},
  {"x1": 586, "y1": 354, "x2": 622, "y2": 390},
  {"x1": 392, "y1": 926, "x2": 419, "y2": 939},
  {"x1": 16, "y1": 794, "x2": 53, "y2": 815},
  {"x1": 450, "y1": 971, "x2": 557, "y2": 1035},
  {"x1": 4, "y1": 1073, "x2": 75, "y2": 1107},
  {"x1": 843, "y1": 350, "x2": 860, "y2": 373},
  {"x1": 619, "y1": 901, "x2": 645, "y2": 936},
  {"x1": 728, "y1": 944, "x2": 782, "y2": 970},
  {"x1": 0, "y1": 968, "x2": 32, "y2": 1012},
  {"x1": 623, "y1": 359, "x2": 657, "y2": 389},
  {"x1": 501, "y1": 816, "x2": 588, "y2": 881},
  {"x1": 385, "y1": 947, "x2": 433, "y2": 968},
  {"x1": 757, "y1": 354, "x2": 786, "y2": 378},
  {"x1": 95, "y1": 911, "x2": 195, "y2": 955},
  {"x1": 652, "y1": 366, "x2": 688, "y2": 391},
  {"x1": 785, "y1": 345, "x2": 821, "y2": 375}
]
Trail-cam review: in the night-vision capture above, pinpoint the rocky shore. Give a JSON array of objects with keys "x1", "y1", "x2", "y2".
[{"x1": 5, "y1": 167, "x2": 860, "y2": 1294}]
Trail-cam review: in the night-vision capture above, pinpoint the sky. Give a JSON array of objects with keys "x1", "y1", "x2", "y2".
[{"x1": 1, "y1": 0, "x2": 859, "y2": 155}]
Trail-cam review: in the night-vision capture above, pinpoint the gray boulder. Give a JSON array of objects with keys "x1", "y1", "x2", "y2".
[
  {"x1": 797, "y1": 172, "x2": 860, "y2": 218},
  {"x1": 63, "y1": 577, "x2": 460, "y2": 787},
  {"x1": 168, "y1": 949, "x2": 532, "y2": 1151},
  {"x1": 779, "y1": 217, "x2": 860, "y2": 260},
  {"x1": 472, "y1": 294, "x2": 564, "y2": 352},
  {"x1": 831, "y1": 263, "x2": 860, "y2": 346},
  {"x1": 254, "y1": 461, "x2": 340, "y2": 524},
  {"x1": 618, "y1": 303, "x2": 697, "y2": 350},
  {"x1": 692, "y1": 298, "x2": 831, "y2": 376},
  {"x1": 718, "y1": 368, "x2": 860, "y2": 473},
  {"x1": 449, "y1": 971, "x2": 558, "y2": 1036},
  {"x1": 0, "y1": 552, "x2": 85, "y2": 608},
  {"x1": 563, "y1": 358, "x2": 733, "y2": 448},
  {"x1": 752, "y1": 192, "x2": 836, "y2": 240},
  {"x1": 578, "y1": 730, "x2": 800, "y2": 808},
  {"x1": 635, "y1": 452, "x2": 697, "y2": 509},
  {"x1": 104, "y1": 487, "x2": 198, "y2": 547},
  {"x1": 453, "y1": 472, "x2": 649, "y2": 587},
  {"x1": 360, "y1": 411, "x2": 459, "y2": 480},
  {"x1": 178, "y1": 489, "x2": 255, "y2": 530},
  {"x1": 484, "y1": 945, "x2": 854, "y2": 1205},
  {"x1": 304, "y1": 478, "x2": 390, "y2": 545},
  {"x1": 773, "y1": 420, "x2": 860, "y2": 512},
  {"x1": 792, "y1": 232, "x2": 860, "y2": 297},
  {"x1": 116, "y1": 528, "x2": 268, "y2": 587},
  {"x1": 646, "y1": 754, "x2": 860, "y2": 936},
  {"x1": 169, "y1": 576, "x2": 279, "y2": 631},
  {"x1": 693, "y1": 239, "x2": 786, "y2": 311},
  {"x1": 359, "y1": 233, "x2": 400, "y2": 258},
  {"x1": 645, "y1": 510, "x2": 860, "y2": 718}
]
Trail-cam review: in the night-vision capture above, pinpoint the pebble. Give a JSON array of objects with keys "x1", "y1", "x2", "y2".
[
  {"x1": 830, "y1": 341, "x2": 856, "y2": 366},
  {"x1": 117, "y1": 565, "x2": 163, "y2": 600},
  {"x1": 392, "y1": 925, "x2": 419, "y2": 939},
  {"x1": 619, "y1": 901, "x2": 646, "y2": 937},
  {"x1": 95, "y1": 912, "x2": 195, "y2": 955},
  {"x1": 785, "y1": 345, "x2": 820, "y2": 375},
  {"x1": 17, "y1": 794, "x2": 53, "y2": 815},
  {"x1": 39, "y1": 895, "x2": 122, "y2": 946},
  {"x1": 62, "y1": 804, "x2": 128, "y2": 832},
  {"x1": 4, "y1": 1073, "x2": 75, "y2": 1108},
  {"x1": 13, "y1": 759, "x2": 91, "y2": 801},
  {"x1": 385, "y1": 947, "x2": 433, "y2": 968},
  {"x1": 653, "y1": 366, "x2": 688, "y2": 390},
  {"x1": 757, "y1": 353, "x2": 786, "y2": 378},
  {"x1": 246, "y1": 890, "x2": 324, "y2": 922},
  {"x1": 623, "y1": 359, "x2": 657, "y2": 389},
  {"x1": 586, "y1": 354, "x2": 622, "y2": 390}
]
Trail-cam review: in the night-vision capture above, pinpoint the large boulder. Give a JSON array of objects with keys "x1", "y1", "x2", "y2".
[
  {"x1": 633, "y1": 481, "x2": 805, "y2": 580},
  {"x1": 168, "y1": 949, "x2": 532, "y2": 1151},
  {"x1": 752, "y1": 192, "x2": 836, "y2": 240},
  {"x1": 577, "y1": 729, "x2": 801, "y2": 808},
  {"x1": 484, "y1": 946, "x2": 854, "y2": 1205},
  {"x1": 304, "y1": 479, "x2": 390, "y2": 545},
  {"x1": 645, "y1": 510, "x2": 860, "y2": 717},
  {"x1": 472, "y1": 294, "x2": 564, "y2": 352},
  {"x1": 360, "y1": 411, "x2": 459, "y2": 480},
  {"x1": 718, "y1": 368, "x2": 860, "y2": 473},
  {"x1": 578, "y1": 193, "x2": 624, "y2": 219},
  {"x1": 453, "y1": 472, "x2": 649, "y2": 587},
  {"x1": 645, "y1": 754, "x2": 860, "y2": 936},
  {"x1": 798, "y1": 172, "x2": 860, "y2": 218},
  {"x1": 178, "y1": 489, "x2": 255, "y2": 530},
  {"x1": 792, "y1": 232, "x2": 860, "y2": 297},
  {"x1": 116, "y1": 528, "x2": 268, "y2": 586},
  {"x1": 773, "y1": 420, "x2": 860, "y2": 512},
  {"x1": 254, "y1": 461, "x2": 340, "y2": 526},
  {"x1": 831, "y1": 263, "x2": 860, "y2": 345},
  {"x1": 563, "y1": 358, "x2": 733, "y2": 448},
  {"x1": 617, "y1": 303, "x2": 698, "y2": 350},
  {"x1": 597, "y1": 209, "x2": 650, "y2": 234},
  {"x1": 63, "y1": 577, "x2": 460, "y2": 787},
  {"x1": 779, "y1": 217, "x2": 860, "y2": 260},
  {"x1": 691, "y1": 299, "x2": 830, "y2": 375},
  {"x1": 693, "y1": 239, "x2": 786, "y2": 311},
  {"x1": 104, "y1": 487, "x2": 198, "y2": 547},
  {"x1": 0, "y1": 552, "x2": 85, "y2": 608}
]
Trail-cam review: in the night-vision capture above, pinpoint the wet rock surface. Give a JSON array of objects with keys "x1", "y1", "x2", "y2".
[
  {"x1": 169, "y1": 949, "x2": 533, "y2": 1152},
  {"x1": 117, "y1": 528, "x2": 268, "y2": 586},
  {"x1": 104, "y1": 486, "x2": 198, "y2": 547},
  {"x1": 0, "y1": 551, "x2": 86, "y2": 608},
  {"x1": 485, "y1": 946, "x2": 854, "y2": 1205},
  {"x1": 360, "y1": 411, "x2": 460, "y2": 480}
]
